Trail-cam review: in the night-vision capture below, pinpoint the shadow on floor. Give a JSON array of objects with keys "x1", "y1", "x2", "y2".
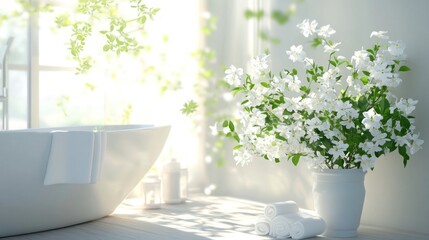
[{"x1": 2, "y1": 216, "x2": 211, "y2": 240}]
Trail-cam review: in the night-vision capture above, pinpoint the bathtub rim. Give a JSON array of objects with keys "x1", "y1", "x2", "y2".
[{"x1": 1, "y1": 124, "x2": 170, "y2": 133}]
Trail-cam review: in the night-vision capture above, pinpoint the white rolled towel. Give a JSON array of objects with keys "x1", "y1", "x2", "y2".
[
  {"x1": 270, "y1": 215, "x2": 294, "y2": 239},
  {"x1": 254, "y1": 217, "x2": 271, "y2": 236},
  {"x1": 264, "y1": 201, "x2": 299, "y2": 219},
  {"x1": 290, "y1": 215, "x2": 325, "y2": 239}
]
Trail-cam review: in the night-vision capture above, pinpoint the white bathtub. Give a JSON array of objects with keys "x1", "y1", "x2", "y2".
[{"x1": 0, "y1": 124, "x2": 170, "y2": 237}]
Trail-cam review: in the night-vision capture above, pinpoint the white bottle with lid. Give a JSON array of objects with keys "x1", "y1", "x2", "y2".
[{"x1": 162, "y1": 158, "x2": 182, "y2": 204}]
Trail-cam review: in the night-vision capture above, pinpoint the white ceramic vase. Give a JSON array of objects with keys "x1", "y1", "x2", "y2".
[{"x1": 312, "y1": 169, "x2": 366, "y2": 238}]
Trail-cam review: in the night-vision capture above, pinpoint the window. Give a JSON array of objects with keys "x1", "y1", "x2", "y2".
[{"x1": 2, "y1": 0, "x2": 206, "y2": 189}]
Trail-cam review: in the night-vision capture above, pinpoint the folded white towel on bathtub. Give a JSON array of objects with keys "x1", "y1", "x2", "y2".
[
  {"x1": 44, "y1": 130, "x2": 105, "y2": 185},
  {"x1": 90, "y1": 131, "x2": 106, "y2": 183}
]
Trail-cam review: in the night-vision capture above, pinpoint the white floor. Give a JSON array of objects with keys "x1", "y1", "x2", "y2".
[{"x1": 3, "y1": 195, "x2": 429, "y2": 240}]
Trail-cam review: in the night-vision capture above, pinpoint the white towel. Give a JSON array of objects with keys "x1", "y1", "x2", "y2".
[
  {"x1": 254, "y1": 217, "x2": 270, "y2": 236},
  {"x1": 90, "y1": 131, "x2": 106, "y2": 183},
  {"x1": 290, "y1": 216, "x2": 325, "y2": 240},
  {"x1": 264, "y1": 201, "x2": 299, "y2": 219},
  {"x1": 270, "y1": 215, "x2": 293, "y2": 239},
  {"x1": 44, "y1": 130, "x2": 105, "y2": 185}
]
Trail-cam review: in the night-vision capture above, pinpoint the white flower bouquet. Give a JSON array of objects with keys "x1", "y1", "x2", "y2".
[{"x1": 223, "y1": 19, "x2": 423, "y2": 171}]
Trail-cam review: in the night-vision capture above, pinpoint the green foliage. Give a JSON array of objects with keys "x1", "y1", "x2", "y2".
[
  {"x1": 56, "y1": 95, "x2": 71, "y2": 117},
  {"x1": 311, "y1": 37, "x2": 323, "y2": 48},
  {"x1": 244, "y1": 1, "x2": 300, "y2": 45},
  {"x1": 121, "y1": 104, "x2": 133, "y2": 124},
  {"x1": 55, "y1": 0, "x2": 160, "y2": 74},
  {"x1": 181, "y1": 100, "x2": 198, "y2": 115},
  {"x1": 271, "y1": 10, "x2": 290, "y2": 25},
  {"x1": 244, "y1": 9, "x2": 264, "y2": 20},
  {"x1": 399, "y1": 65, "x2": 411, "y2": 72}
]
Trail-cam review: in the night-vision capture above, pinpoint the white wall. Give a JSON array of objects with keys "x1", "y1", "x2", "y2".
[{"x1": 208, "y1": 0, "x2": 429, "y2": 235}]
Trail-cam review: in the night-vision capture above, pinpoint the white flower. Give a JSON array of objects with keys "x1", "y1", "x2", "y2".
[
  {"x1": 369, "y1": 61, "x2": 392, "y2": 86},
  {"x1": 272, "y1": 76, "x2": 287, "y2": 93},
  {"x1": 323, "y1": 42, "x2": 341, "y2": 53},
  {"x1": 388, "y1": 40, "x2": 406, "y2": 57},
  {"x1": 362, "y1": 108, "x2": 383, "y2": 130},
  {"x1": 284, "y1": 75, "x2": 302, "y2": 92},
  {"x1": 307, "y1": 130, "x2": 320, "y2": 143},
  {"x1": 307, "y1": 151, "x2": 326, "y2": 169},
  {"x1": 304, "y1": 57, "x2": 314, "y2": 68},
  {"x1": 224, "y1": 65, "x2": 244, "y2": 86},
  {"x1": 396, "y1": 98, "x2": 418, "y2": 115},
  {"x1": 250, "y1": 109, "x2": 266, "y2": 126},
  {"x1": 233, "y1": 148, "x2": 252, "y2": 166},
  {"x1": 340, "y1": 116, "x2": 355, "y2": 129},
  {"x1": 407, "y1": 133, "x2": 424, "y2": 154},
  {"x1": 317, "y1": 24, "x2": 336, "y2": 38},
  {"x1": 328, "y1": 140, "x2": 349, "y2": 160},
  {"x1": 250, "y1": 54, "x2": 270, "y2": 76},
  {"x1": 359, "y1": 142, "x2": 382, "y2": 156},
  {"x1": 317, "y1": 121, "x2": 330, "y2": 132},
  {"x1": 297, "y1": 19, "x2": 318, "y2": 38},
  {"x1": 335, "y1": 100, "x2": 353, "y2": 119},
  {"x1": 209, "y1": 122, "x2": 221, "y2": 136},
  {"x1": 394, "y1": 133, "x2": 410, "y2": 147},
  {"x1": 354, "y1": 154, "x2": 377, "y2": 172},
  {"x1": 371, "y1": 131, "x2": 388, "y2": 146},
  {"x1": 320, "y1": 67, "x2": 340, "y2": 88},
  {"x1": 351, "y1": 49, "x2": 370, "y2": 69},
  {"x1": 286, "y1": 45, "x2": 306, "y2": 62},
  {"x1": 370, "y1": 31, "x2": 389, "y2": 39}
]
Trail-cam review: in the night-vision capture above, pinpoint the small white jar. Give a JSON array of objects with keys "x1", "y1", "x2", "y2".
[{"x1": 142, "y1": 175, "x2": 161, "y2": 209}]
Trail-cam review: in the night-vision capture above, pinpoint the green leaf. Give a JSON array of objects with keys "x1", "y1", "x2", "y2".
[
  {"x1": 228, "y1": 121, "x2": 235, "y2": 132},
  {"x1": 232, "y1": 87, "x2": 245, "y2": 96},
  {"x1": 400, "y1": 116, "x2": 411, "y2": 129},
  {"x1": 398, "y1": 145, "x2": 410, "y2": 167},
  {"x1": 222, "y1": 120, "x2": 229, "y2": 128},
  {"x1": 271, "y1": 10, "x2": 290, "y2": 25},
  {"x1": 233, "y1": 145, "x2": 242, "y2": 151},
  {"x1": 260, "y1": 82, "x2": 270, "y2": 88},
  {"x1": 329, "y1": 60, "x2": 337, "y2": 67},
  {"x1": 311, "y1": 37, "x2": 323, "y2": 48},
  {"x1": 180, "y1": 100, "x2": 198, "y2": 115},
  {"x1": 244, "y1": 9, "x2": 264, "y2": 19},
  {"x1": 291, "y1": 154, "x2": 300, "y2": 166},
  {"x1": 384, "y1": 141, "x2": 396, "y2": 152},
  {"x1": 399, "y1": 65, "x2": 411, "y2": 72},
  {"x1": 358, "y1": 97, "x2": 368, "y2": 110},
  {"x1": 360, "y1": 76, "x2": 369, "y2": 85},
  {"x1": 102, "y1": 44, "x2": 110, "y2": 51},
  {"x1": 378, "y1": 97, "x2": 390, "y2": 115},
  {"x1": 362, "y1": 71, "x2": 370, "y2": 76},
  {"x1": 300, "y1": 86, "x2": 310, "y2": 94},
  {"x1": 292, "y1": 68, "x2": 298, "y2": 75},
  {"x1": 233, "y1": 132, "x2": 240, "y2": 142}
]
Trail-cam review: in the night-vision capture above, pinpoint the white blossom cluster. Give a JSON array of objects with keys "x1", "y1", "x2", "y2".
[{"x1": 222, "y1": 19, "x2": 424, "y2": 172}]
